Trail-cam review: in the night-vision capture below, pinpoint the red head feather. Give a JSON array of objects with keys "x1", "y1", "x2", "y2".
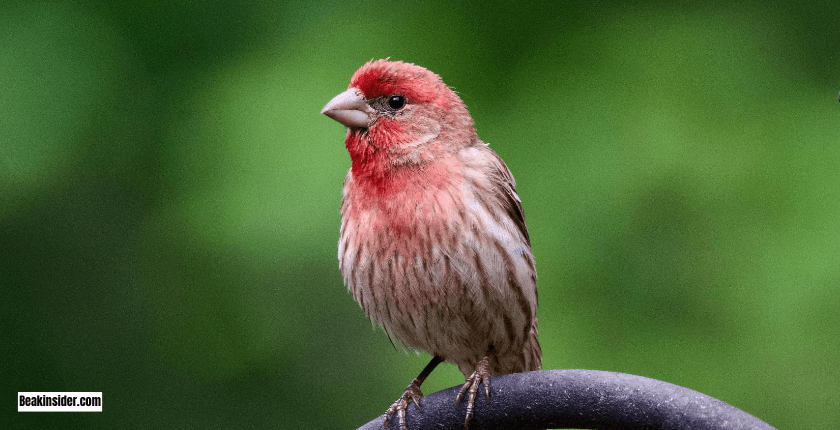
[
  {"x1": 334, "y1": 59, "x2": 478, "y2": 194},
  {"x1": 350, "y1": 59, "x2": 450, "y2": 110}
]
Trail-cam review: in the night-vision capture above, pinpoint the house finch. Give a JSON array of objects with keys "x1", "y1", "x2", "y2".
[{"x1": 321, "y1": 59, "x2": 541, "y2": 430}]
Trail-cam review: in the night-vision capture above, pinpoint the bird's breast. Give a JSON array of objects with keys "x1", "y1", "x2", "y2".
[
  {"x1": 348, "y1": 158, "x2": 464, "y2": 241},
  {"x1": 338, "y1": 158, "x2": 470, "y2": 313}
]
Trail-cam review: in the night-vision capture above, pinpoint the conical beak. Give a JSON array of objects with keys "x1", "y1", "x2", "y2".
[{"x1": 321, "y1": 88, "x2": 373, "y2": 129}]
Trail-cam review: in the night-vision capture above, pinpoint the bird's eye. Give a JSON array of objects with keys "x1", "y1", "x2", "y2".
[{"x1": 387, "y1": 95, "x2": 406, "y2": 111}]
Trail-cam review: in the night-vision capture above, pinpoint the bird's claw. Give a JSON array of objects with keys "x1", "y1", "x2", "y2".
[
  {"x1": 384, "y1": 380, "x2": 424, "y2": 430},
  {"x1": 455, "y1": 356, "x2": 491, "y2": 429}
]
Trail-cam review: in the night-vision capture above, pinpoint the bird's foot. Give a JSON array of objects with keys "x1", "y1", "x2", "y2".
[
  {"x1": 455, "y1": 356, "x2": 491, "y2": 429},
  {"x1": 384, "y1": 379, "x2": 425, "y2": 430}
]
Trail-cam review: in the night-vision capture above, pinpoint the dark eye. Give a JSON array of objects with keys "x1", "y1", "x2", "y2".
[{"x1": 387, "y1": 95, "x2": 406, "y2": 110}]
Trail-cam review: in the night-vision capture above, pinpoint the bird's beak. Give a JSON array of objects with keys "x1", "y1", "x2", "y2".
[{"x1": 321, "y1": 88, "x2": 373, "y2": 129}]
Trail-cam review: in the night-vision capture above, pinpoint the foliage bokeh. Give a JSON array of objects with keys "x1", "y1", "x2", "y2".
[{"x1": 2, "y1": 1, "x2": 838, "y2": 429}]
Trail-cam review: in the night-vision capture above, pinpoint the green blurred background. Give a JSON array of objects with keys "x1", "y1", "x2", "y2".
[{"x1": 2, "y1": 0, "x2": 838, "y2": 428}]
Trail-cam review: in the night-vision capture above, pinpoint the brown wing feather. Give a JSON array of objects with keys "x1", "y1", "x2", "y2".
[
  {"x1": 481, "y1": 143, "x2": 532, "y2": 247},
  {"x1": 464, "y1": 142, "x2": 541, "y2": 372}
]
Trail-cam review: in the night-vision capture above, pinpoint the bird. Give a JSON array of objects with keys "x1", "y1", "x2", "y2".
[{"x1": 321, "y1": 59, "x2": 540, "y2": 430}]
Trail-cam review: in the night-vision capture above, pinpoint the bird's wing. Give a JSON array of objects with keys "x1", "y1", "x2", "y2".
[{"x1": 470, "y1": 143, "x2": 532, "y2": 247}]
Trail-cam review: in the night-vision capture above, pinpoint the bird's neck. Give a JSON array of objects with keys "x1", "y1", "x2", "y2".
[
  {"x1": 345, "y1": 155, "x2": 463, "y2": 240},
  {"x1": 347, "y1": 137, "x2": 460, "y2": 203},
  {"x1": 345, "y1": 129, "x2": 430, "y2": 187}
]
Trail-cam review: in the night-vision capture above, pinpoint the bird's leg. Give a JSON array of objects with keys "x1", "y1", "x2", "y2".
[
  {"x1": 384, "y1": 356, "x2": 443, "y2": 430},
  {"x1": 455, "y1": 356, "x2": 491, "y2": 429}
]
